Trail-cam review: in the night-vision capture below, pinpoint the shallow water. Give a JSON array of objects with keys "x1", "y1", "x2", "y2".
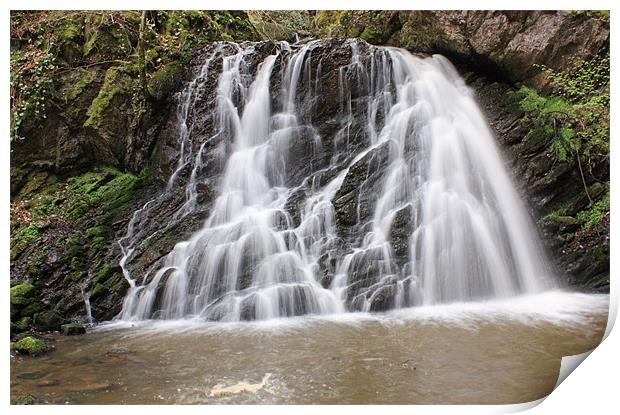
[{"x1": 10, "y1": 291, "x2": 609, "y2": 404}]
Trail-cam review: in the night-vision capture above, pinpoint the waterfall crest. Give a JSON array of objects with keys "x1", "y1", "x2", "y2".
[{"x1": 119, "y1": 39, "x2": 554, "y2": 321}]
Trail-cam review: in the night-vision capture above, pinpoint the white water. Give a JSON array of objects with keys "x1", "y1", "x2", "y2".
[{"x1": 119, "y1": 39, "x2": 555, "y2": 322}]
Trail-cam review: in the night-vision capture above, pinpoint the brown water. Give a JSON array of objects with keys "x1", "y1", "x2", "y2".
[{"x1": 10, "y1": 291, "x2": 609, "y2": 404}]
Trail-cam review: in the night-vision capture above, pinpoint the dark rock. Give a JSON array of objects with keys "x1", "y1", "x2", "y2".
[
  {"x1": 61, "y1": 323, "x2": 86, "y2": 335},
  {"x1": 17, "y1": 370, "x2": 48, "y2": 380},
  {"x1": 333, "y1": 141, "x2": 392, "y2": 235},
  {"x1": 33, "y1": 311, "x2": 65, "y2": 331},
  {"x1": 36, "y1": 379, "x2": 61, "y2": 387},
  {"x1": 369, "y1": 284, "x2": 396, "y2": 312}
]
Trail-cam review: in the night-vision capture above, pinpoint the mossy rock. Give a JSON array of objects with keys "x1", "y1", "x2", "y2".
[
  {"x1": 33, "y1": 311, "x2": 65, "y2": 331},
  {"x1": 61, "y1": 323, "x2": 86, "y2": 335},
  {"x1": 20, "y1": 301, "x2": 42, "y2": 317},
  {"x1": 10, "y1": 283, "x2": 34, "y2": 306},
  {"x1": 148, "y1": 62, "x2": 183, "y2": 101},
  {"x1": 14, "y1": 316, "x2": 33, "y2": 331},
  {"x1": 11, "y1": 336, "x2": 51, "y2": 356},
  {"x1": 58, "y1": 68, "x2": 95, "y2": 102},
  {"x1": 83, "y1": 21, "x2": 133, "y2": 60},
  {"x1": 83, "y1": 65, "x2": 140, "y2": 130},
  {"x1": 14, "y1": 393, "x2": 37, "y2": 405}
]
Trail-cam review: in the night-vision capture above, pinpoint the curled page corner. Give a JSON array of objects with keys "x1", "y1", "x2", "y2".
[{"x1": 554, "y1": 350, "x2": 594, "y2": 389}]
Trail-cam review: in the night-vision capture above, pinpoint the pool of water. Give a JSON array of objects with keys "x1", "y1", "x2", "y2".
[{"x1": 10, "y1": 291, "x2": 609, "y2": 404}]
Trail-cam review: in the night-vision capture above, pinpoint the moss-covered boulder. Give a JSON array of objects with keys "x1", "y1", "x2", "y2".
[
  {"x1": 10, "y1": 283, "x2": 34, "y2": 306},
  {"x1": 33, "y1": 311, "x2": 65, "y2": 331},
  {"x1": 11, "y1": 336, "x2": 52, "y2": 356},
  {"x1": 148, "y1": 62, "x2": 183, "y2": 101}
]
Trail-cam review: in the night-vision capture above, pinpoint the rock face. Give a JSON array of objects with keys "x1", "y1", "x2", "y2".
[
  {"x1": 10, "y1": 11, "x2": 610, "y2": 329},
  {"x1": 315, "y1": 11, "x2": 610, "y2": 87}
]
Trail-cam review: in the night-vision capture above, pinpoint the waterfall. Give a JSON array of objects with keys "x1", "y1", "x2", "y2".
[{"x1": 119, "y1": 39, "x2": 554, "y2": 322}]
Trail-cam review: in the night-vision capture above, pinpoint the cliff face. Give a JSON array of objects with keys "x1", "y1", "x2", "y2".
[
  {"x1": 314, "y1": 11, "x2": 609, "y2": 86},
  {"x1": 10, "y1": 11, "x2": 610, "y2": 333}
]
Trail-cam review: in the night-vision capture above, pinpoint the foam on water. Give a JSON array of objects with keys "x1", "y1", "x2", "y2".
[{"x1": 100, "y1": 292, "x2": 609, "y2": 335}]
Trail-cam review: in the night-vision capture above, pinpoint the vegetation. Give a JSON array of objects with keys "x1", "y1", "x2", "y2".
[
  {"x1": 513, "y1": 53, "x2": 609, "y2": 165},
  {"x1": 11, "y1": 336, "x2": 49, "y2": 355},
  {"x1": 312, "y1": 11, "x2": 400, "y2": 43},
  {"x1": 10, "y1": 11, "x2": 259, "y2": 141},
  {"x1": 515, "y1": 52, "x2": 610, "y2": 232},
  {"x1": 10, "y1": 283, "x2": 35, "y2": 305},
  {"x1": 14, "y1": 394, "x2": 36, "y2": 405},
  {"x1": 248, "y1": 11, "x2": 313, "y2": 40},
  {"x1": 576, "y1": 188, "x2": 610, "y2": 230},
  {"x1": 9, "y1": 10, "x2": 260, "y2": 334}
]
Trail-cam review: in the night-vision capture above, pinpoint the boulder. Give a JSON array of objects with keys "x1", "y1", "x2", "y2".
[
  {"x1": 11, "y1": 336, "x2": 53, "y2": 356},
  {"x1": 61, "y1": 323, "x2": 87, "y2": 335}
]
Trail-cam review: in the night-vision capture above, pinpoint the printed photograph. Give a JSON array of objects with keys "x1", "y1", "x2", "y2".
[{"x1": 9, "y1": 9, "x2": 610, "y2": 405}]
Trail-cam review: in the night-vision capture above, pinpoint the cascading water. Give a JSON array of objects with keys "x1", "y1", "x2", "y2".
[{"x1": 119, "y1": 39, "x2": 554, "y2": 322}]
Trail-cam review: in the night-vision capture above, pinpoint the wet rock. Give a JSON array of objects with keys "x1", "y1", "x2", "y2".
[
  {"x1": 333, "y1": 141, "x2": 392, "y2": 234},
  {"x1": 33, "y1": 311, "x2": 65, "y2": 331},
  {"x1": 67, "y1": 382, "x2": 113, "y2": 393},
  {"x1": 17, "y1": 370, "x2": 48, "y2": 380},
  {"x1": 36, "y1": 379, "x2": 61, "y2": 387},
  {"x1": 389, "y1": 205, "x2": 413, "y2": 265},
  {"x1": 11, "y1": 336, "x2": 53, "y2": 356},
  {"x1": 369, "y1": 284, "x2": 396, "y2": 312},
  {"x1": 61, "y1": 323, "x2": 86, "y2": 335}
]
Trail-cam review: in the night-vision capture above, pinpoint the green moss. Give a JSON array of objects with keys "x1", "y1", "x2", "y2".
[
  {"x1": 148, "y1": 62, "x2": 182, "y2": 100},
  {"x1": 360, "y1": 27, "x2": 383, "y2": 44},
  {"x1": 91, "y1": 283, "x2": 108, "y2": 298},
  {"x1": 95, "y1": 264, "x2": 114, "y2": 282},
  {"x1": 61, "y1": 69, "x2": 95, "y2": 102},
  {"x1": 17, "y1": 171, "x2": 53, "y2": 197},
  {"x1": 91, "y1": 236, "x2": 107, "y2": 252},
  {"x1": 66, "y1": 234, "x2": 83, "y2": 257},
  {"x1": 14, "y1": 394, "x2": 36, "y2": 405},
  {"x1": 11, "y1": 223, "x2": 40, "y2": 260},
  {"x1": 10, "y1": 283, "x2": 34, "y2": 305},
  {"x1": 566, "y1": 10, "x2": 610, "y2": 21},
  {"x1": 512, "y1": 82, "x2": 608, "y2": 163},
  {"x1": 84, "y1": 66, "x2": 137, "y2": 129},
  {"x1": 11, "y1": 336, "x2": 48, "y2": 355},
  {"x1": 32, "y1": 194, "x2": 60, "y2": 218},
  {"x1": 62, "y1": 167, "x2": 139, "y2": 223},
  {"x1": 83, "y1": 20, "x2": 132, "y2": 59},
  {"x1": 15, "y1": 316, "x2": 32, "y2": 330},
  {"x1": 33, "y1": 311, "x2": 64, "y2": 331},
  {"x1": 20, "y1": 302, "x2": 42, "y2": 316},
  {"x1": 57, "y1": 19, "x2": 82, "y2": 42},
  {"x1": 576, "y1": 189, "x2": 610, "y2": 230},
  {"x1": 85, "y1": 226, "x2": 104, "y2": 238}
]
